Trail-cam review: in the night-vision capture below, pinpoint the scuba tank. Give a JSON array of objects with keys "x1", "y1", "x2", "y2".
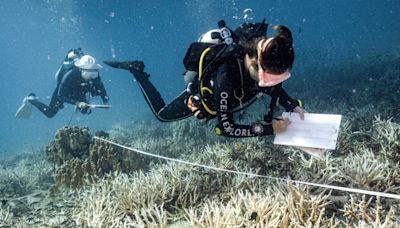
[
  {"x1": 183, "y1": 20, "x2": 237, "y2": 120},
  {"x1": 182, "y1": 19, "x2": 269, "y2": 121},
  {"x1": 55, "y1": 48, "x2": 84, "y2": 83}
]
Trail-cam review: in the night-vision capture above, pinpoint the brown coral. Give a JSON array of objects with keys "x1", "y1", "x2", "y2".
[
  {"x1": 47, "y1": 126, "x2": 149, "y2": 190},
  {"x1": 46, "y1": 126, "x2": 91, "y2": 165}
]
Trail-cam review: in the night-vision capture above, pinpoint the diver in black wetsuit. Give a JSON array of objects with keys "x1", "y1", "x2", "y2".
[
  {"x1": 105, "y1": 22, "x2": 304, "y2": 138},
  {"x1": 24, "y1": 51, "x2": 109, "y2": 118}
]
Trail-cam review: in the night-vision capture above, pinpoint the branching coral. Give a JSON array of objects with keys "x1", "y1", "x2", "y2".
[
  {"x1": 196, "y1": 138, "x2": 293, "y2": 178},
  {"x1": 185, "y1": 184, "x2": 340, "y2": 227},
  {"x1": 341, "y1": 196, "x2": 395, "y2": 227},
  {"x1": 72, "y1": 164, "x2": 204, "y2": 226},
  {"x1": 336, "y1": 118, "x2": 368, "y2": 154},
  {"x1": 288, "y1": 149, "x2": 341, "y2": 189},
  {"x1": 0, "y1": 205, "x2": 12, "y2": 227},
  {"x1": 73, "y1": 178, "x2": 120, "y2": 227},
  {"x1": 0, "y1": 156, "x2": 53, "y2": 197},
  {"x1": 371, "y1": 116, "x2": 400, "y2": 161},
  {"x1": 185, "y1": 198, "x2": 246, "y2": 227},
  {"x1": 338, "y1": 149, "x2": 393, "y2": 191},
  {"x1": 110, "y1": 118, "x2": 217, "y2": 159},
  {"x1": 115, "y1": 204, "x2": 169, "y2": 227},
  {"x1": 334, "y1": 117, "x2": 400, "y2": 194},
  {"x1": 72, "y1": 155, "x2": 272, "y2": 227}
]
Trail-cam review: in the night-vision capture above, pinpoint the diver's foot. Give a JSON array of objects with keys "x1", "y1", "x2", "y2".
[
  {"x1": 104, "y1": 60, "x2": 149, "y2": 81},
  {"x1": 24, "y1": 93, "x2": 38, "y2": 102},
  {"x1": 103, "y1": 60, "x2": 144, "y2": 72}
]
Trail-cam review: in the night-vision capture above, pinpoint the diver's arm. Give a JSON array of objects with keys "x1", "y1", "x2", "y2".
[
  {"x1": 271, "y1": 85, "x2": 304, "y2": 119},
  {"x1": 277, "y1": 86, "x2": 301, "y2": 112},
  {"x1": 214, "y1": 62, "x2": 274, "y2": 137}
]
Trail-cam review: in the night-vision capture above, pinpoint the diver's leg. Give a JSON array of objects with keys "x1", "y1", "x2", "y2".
[
  {"x1": 29, "y1": 89, "x2": 60, "y2": 118},
  {"x1": 134, "y1": 71, "x2": 166, "y2": 115},
  {"x1": 156, "y1": 90, "x2": 193, "y2": 121},
  {"x1": 135, "y1": 73, "x2": 192, "y2": 122},
  {"x1": 104, "y1": 60, "x2": 192, "y2": 122},
  {"x1": 29, "y1": 99, "x2": 59, "y2": 118},
  {"x1": 48, "y1": 86, "x2": 64, "y2": 110}
]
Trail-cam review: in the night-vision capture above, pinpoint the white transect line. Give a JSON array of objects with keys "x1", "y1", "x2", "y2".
[{"x1": 94, "y1": 136, "x2": 400, "y2": 200}]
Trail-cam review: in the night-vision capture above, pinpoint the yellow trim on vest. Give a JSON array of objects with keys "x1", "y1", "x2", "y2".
[
  {"x1": 199, "y1": 47, "x2": 210, "y2": 82},
  {"x1": 215, "y1": 127, "x2": 222, "y2": 135},
  {"x1": 201, "y1": 100, "x2": 216, "y2": 115},
  {"x1": 297, "y1": 99, "x2": 302, "y2": 108},
  {"x1": 199, "y1": 47, "x2": 217, "y2": 116},
  {"x1": 201, "y1": 86, "x2": 213, "y2": 94}
]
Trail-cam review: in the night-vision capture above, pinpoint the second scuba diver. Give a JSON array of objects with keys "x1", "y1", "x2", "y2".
[{"x1": 16, "y1": 49, "x2": 110, "y2": 119}]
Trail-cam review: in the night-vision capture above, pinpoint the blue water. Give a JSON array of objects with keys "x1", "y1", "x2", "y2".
[{"x1": 0, "y1": 0, "x2": 399, "y2": 157}]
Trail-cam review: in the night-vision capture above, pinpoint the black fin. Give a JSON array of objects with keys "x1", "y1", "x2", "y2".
[{"x1": 103, "y1": 61, "x2": 133, "y2": 71}]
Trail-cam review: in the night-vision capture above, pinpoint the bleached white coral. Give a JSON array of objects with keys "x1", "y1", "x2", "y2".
[
  {"x1": 338, "y1": 149, "x2": 392, "y2": 191},
  {"x1": 185, "y1": 184, "x2": 339, "y2": 227},
  {"x1": 288, "y1": 149, "x2": 340, "y2": 187},
  {"x1": 114, "y1": 204, "x2": 169, "y2": 227},
  {"x1": 341, "y1": 196, "x2": 395, "y2": 227},
  {"x1": 0, "y1": 205, "x2": 12, "y2": 227},
  {"x1": 372, "y1": 116, "x2": 400, "y2": 157},
  {"x1": 73, "y1": 176, "x2": 119, "y2": 227},
  {"x1": 72, "y1": 163, "x2": 204, "y2": 226},
  {"x1": 0, "y1": 157, "x2": 53, "y2": 196}
]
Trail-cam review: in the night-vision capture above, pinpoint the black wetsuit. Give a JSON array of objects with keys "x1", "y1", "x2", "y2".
[
  {"x1": 129, "y1": 53, "x2": 299, "y2": 138},
  {"x1": 30, "y1": 67, "x2": 109, "y2": 118},
  {"x1": 212, "y1": 55, "x2": 299, "y2": 137}
]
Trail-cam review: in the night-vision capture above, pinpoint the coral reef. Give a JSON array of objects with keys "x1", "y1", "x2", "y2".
[
  {"x1": 0, "y1": 153, "x2": 63, "y2": 227},
  {"x1": 110, "y1": 118, "x2": 218, "y2": 159},
  {"x1": 46, "y1": 126, "x2": 92, "y2": 165},
  {"x1": 0, "y1": 153, "x2": 53, "y2": 197},
  {"x1": 341, "y1": 195, "x2": 395, "y2": 226},
  {"x1": 185, "y1": 186, "x2": 338, "y2": 227},
  {"x1": 70, "y1": 120, "x2": 400, "y2": 226},
  {"x1": 48, "y1": 126, "x2": 150, "y2": 191}
]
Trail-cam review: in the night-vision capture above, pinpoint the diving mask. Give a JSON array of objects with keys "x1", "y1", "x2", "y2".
[
  {"x1": 81, "y1": 69, "x2": 99, "y2": 80},
  {"x1": 257, "y1": 69, "x2": 291, "y2": 87}
]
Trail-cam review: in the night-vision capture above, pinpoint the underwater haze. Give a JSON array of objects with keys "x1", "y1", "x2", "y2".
[{"x1": 0, "y1": 0, "x2": 399, "y2": 156}]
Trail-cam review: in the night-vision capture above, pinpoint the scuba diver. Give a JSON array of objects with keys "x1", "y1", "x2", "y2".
[
  {"x1": 105, "y1": 20, "x2": 304, "y2": 137},
  {"x1": 15, "y1": 49, "x2": 110, "y2": 119}
]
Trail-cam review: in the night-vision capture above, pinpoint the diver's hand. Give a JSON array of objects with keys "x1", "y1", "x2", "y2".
[
  {"x1": 76, "y1": 102, "x2": 89, "y2": 110},
  {"x1": 272, "y1": 117, "x2": 291, "y2": 134},
  {"x1": 294, "y1": 106, "x2": 305, "y2": 120}
]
